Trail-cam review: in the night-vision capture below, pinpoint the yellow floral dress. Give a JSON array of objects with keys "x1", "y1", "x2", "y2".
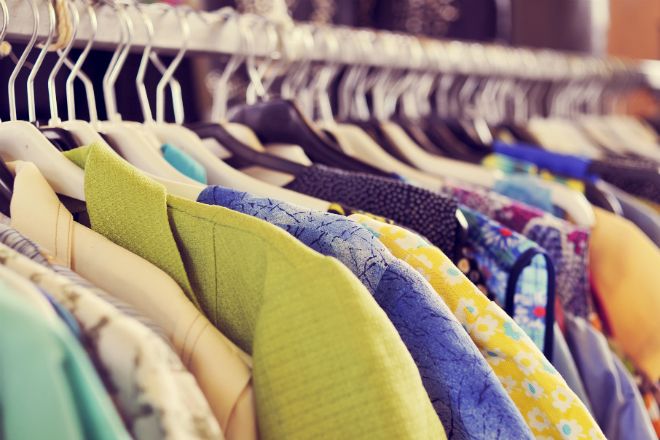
[{"x1": 349, "y1": 214, "x2": 606, "y2": 440}]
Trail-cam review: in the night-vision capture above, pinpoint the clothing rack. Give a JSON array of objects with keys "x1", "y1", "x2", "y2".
[{"x1": 3, "y1": 0, "x2": 651, "y2": 89}]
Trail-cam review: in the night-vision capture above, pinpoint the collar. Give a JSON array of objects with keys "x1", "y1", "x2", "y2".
[
  {"x1": 63, "y1": 143, "x2": 199, "y2": 309},
  {"x1": 9, "y1": 161, "x2": 74, "y2": 267}
]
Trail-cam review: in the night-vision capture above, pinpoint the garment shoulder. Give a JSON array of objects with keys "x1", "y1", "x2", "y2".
[{"x1": 168, "y1": 194, "x2": 325, "y2": 266}]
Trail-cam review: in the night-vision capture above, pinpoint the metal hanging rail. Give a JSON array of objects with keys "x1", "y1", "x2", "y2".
[{"x1": 3, "y1": 0, "x2": 651, "y2": 89}]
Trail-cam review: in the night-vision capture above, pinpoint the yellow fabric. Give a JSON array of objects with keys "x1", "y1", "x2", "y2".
[
  {"x1": 349, "y1": 213, "x2": 605, "y2": 440},
  {"x1": 589, "y1": 206, "x2": 660, "y2": 382},
  {"x1": 8, "y1": 161, "x2": 257, "y2": 440}
]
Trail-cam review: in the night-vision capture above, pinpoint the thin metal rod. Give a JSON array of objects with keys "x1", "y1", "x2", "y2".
[
  {"x1": 65, "y1": 0, "x2": 96, "y2": 121},
  {"x1": 27, "y1": 0, "x2": 56, "y2": 123},
  {"x1": 8, "y1": 0, "x2": 39, "y2": 121},
  {"x1": 49, "y1": 0, "x2": 79, "y2": 124}
]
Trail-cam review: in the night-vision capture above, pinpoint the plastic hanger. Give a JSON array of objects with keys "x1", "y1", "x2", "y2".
[
  {"x1": 184, "y1": 11, "x2": 310, "y2": 176},
  {"x1": 322, "y1": 31, "x2": 500, "y2": 189},
  {"x1": 36, "y1": 0, "x2": 207, "y2": 202},
  {"x1": 226, "y1": 22, "x2": 389, "y2": 177},
  {"x1": 33, "y1": 0, "x2": 79, "y2": 152},
  {"x1": 30, "y1": 0, "x2": 86, "y2": 153},
  {"x1": 142, "y1": 7, "x2": 332, "y2": 211},
  {"x1": 0, "y1": 0, "x2": 85, "y2": 201},
  {"x1": 339, "y1": 33, "x2": 597, "y2": 227},
  {"x1": 91, "y1": 1, "x2": 203, "y2": 187}
]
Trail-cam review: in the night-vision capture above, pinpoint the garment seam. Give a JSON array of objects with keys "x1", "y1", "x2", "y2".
[
  {"x1": 184, "y1": 314, "x2": 204, "y2": 369},
  {"x1": 167, "y1": 204, "x2": 299, "y2": 268}
]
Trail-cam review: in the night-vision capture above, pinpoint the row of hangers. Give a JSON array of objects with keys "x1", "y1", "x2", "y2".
[{"x1": 0, "y1": 0, "x2": 648, "y2": 230}]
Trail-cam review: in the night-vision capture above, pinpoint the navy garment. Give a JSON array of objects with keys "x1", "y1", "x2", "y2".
[
  {"x1": 198, "y1": 185, "x2": 534, "y2": 440},
  {"x1": 283, "y1": 163, "x2": 459, "y2": 260}
]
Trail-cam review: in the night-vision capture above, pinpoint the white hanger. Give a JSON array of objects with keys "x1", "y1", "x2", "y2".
[
  {"x1": 328, "y1": 30, "x2": 596, "y2": 227},
  {"x1": 91, "y1": 1, "x2": 203, "y2": 187},
  {"x1": 323, "y1": 30, "x2": 501, "y2": 190},
  {"x1": 147, "y1": 8, "x2": 331, "y2": 211},
  {"x1": 0, "y1": 0, "x2": 86, "y2": 201}
]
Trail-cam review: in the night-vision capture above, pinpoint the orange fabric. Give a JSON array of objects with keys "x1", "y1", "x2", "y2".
[{"x1": 589, "y1": 206, "x2": 660, "y2": 381}]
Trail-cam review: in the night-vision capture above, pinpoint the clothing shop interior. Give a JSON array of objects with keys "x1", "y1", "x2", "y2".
[{"x1": 4, "y1": 0, "x2": 660, "y2": 439}]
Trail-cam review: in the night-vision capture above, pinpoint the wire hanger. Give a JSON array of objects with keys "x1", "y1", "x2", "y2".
[
  {"x1": 38, "y1": 0, "x2": 82, "y2": 151},
  {"x1": 92, "y1": 0, "x2": 204, "y2": 186},
  {"x1": 185, "y1": 9, "x2": 310, "y2": 176},
  {"x1": 150, "y1": 7, "x2": 332, "y2": 211},
  {"x1": 226, "y1": 16, "x2": 391, "y2": 176},
  {"x1": 0, "y1": 0, "x2": 85, "y2": 201}
]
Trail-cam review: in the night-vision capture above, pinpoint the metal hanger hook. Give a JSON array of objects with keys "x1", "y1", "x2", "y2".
[{"x1": 48, "y1": 0, "x2": 80, "y2": 125}]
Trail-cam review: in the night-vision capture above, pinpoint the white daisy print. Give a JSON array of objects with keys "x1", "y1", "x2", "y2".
[
  {"x1": 527, "y1": 407, "x2": 551, "y2": 431},
  {"x1": 556, "y1": 419, "x2": 584, "y2": 440},
  {"x1": 472, "y1": 314, "x2": 498, "y2": 341},
  {"x1": 497, "y1": 376, "x2": 520, "y2": 394},
  {"x1": 454, "y1": 297, "x2": 477, "y2": 328},
  {"x1": 535, "y1": 436, "x2": 554, "y2": 440},
  {"x1": 551, "y1": 385, "x2": 577, "y2": 412},
  {"x1": 588, "y1": 427, "x2": 605, "y2": 440},
  {"x1": 481, "y1": 347, "x2": 506, "y2": 366},
  {"x1": 522, "y1": 378, "x2": 546, "y2": 400},
  {"x1": 438, "y1": 261, "x2": 464, "y2": 285},
  {"x1": 414, "y1": 266, "x2": 432, "y2": 282},
  {"x1": 513, "y1": 350, "x2": 540, "y2": 375},
  {"x1": 415, "y1": 253, "x2": 433, "y2": 269}
]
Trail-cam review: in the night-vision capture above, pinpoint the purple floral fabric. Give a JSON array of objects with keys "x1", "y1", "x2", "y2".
[{"x1": 442, "y1": 180, "x2": 592, "y2": 319}]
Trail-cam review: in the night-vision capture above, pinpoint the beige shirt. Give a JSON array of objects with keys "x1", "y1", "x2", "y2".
[{"x1": 9, "y1": 161, "x2": 259, "y2": 440}]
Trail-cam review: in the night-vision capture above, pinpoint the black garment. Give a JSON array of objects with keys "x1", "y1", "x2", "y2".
[
  {"x1": 591, "y1": 155, "x2": 660, "y2": 205},
  {"x1": 284, "y1": 164, "x2": 459, "y2": 259}
]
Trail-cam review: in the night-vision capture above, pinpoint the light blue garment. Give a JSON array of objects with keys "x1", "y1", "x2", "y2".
[
  {"x1": 551, "y1": 323, "x2": 593, "y2": 415},
  {"x1": 161, "y1": 142, "x2": 208, "y2": 184},
  {"x1": 564, "y1": 313, "x2": 657, "y2": 440},
  {"x1": 494, "y1": 175, "x2": 554, "y2": 214},
  {"x1": 0, "y1": 277, "x2": 131, "y2": 440},
  {"x1": 198, "y1": 185, "x2": 535, "y2": 440}
]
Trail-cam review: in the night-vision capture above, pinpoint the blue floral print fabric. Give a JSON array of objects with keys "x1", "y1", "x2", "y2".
[
  {"x1": 459, "y1": 206, "x2": 555, "y2": 358},
  {"x1": 198, "y1": 185, "x2": 535, "y2": 440}
]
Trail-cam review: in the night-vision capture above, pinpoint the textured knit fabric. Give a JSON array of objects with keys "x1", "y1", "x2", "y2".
[
  {"x1": 460, "y1": 207, "x2": 555, "y2": 356},
  {"x1": 594, "y1": 155, "x2": 660, "y2": 205},
  {"x1": 284, "y1": 163, "x2": 458, "y2": 259},
  {"x1": 441, "y1": 180, "x2": 592, "y2": 319},
  {"x1": 564, "y1": 313, "x2": 657, "y2": 440},
  {"x1": 198, "y1": 185, "x2": 532, "y2": 440},
  {"x1": 349, "y1": 214, "x2": 605, "y2": 440},
  {"x1": 0, "y1": 236, "x2": 224, "y2": 440},
  {"x1": 63, "y1": 143, "x2": 447, "y2": 440},
  {"x1": 161, "y1": 143, "x2": 208, "y2": 184},
  {"x1": 0, "y1": 273, "x2": 132, "y2": 440},
  {"x1": 326, "y1": 202, "x2": 433, "y2": 242}
]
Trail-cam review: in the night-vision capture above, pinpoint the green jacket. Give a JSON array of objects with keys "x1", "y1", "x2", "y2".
[{"x1": 64, "y1": 143, "x2": 446, "y2": 440}]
